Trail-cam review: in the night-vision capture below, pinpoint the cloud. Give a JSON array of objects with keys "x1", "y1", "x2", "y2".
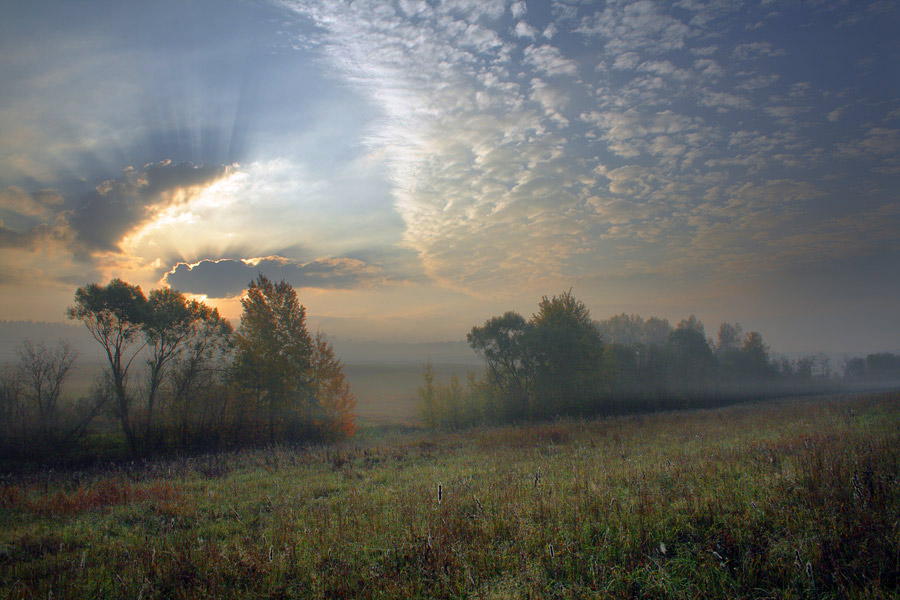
[
  {"x1": 164, "y1": 256, "x2": 384, "y2": 298},
  {"x1": 693, "y1": 58, "x2": 724, "y2": 78},
  {"x1": 514, "y1": 21, "x2": 537, "y2": 39},
  {"x1": 698, "y1": 91, "x2": 752, "y2": 111},
  {"x1": 575, "y1": 0, "x2": 691, "y2": 54},
  {"x1": 523, "y1": 44, "x2": 579, "y2": 77},
  {"x1": 731, "y1": 41, "x2": 786, "y2": 60},
  {"x1": 835, "y1": 128, "x2": 900, "y2": 158},
  {"x1": 612, "y1": 52, "x2": 641, "y2": 70},
  {"x1": 68, "y1": 161, "x2": 229, "y2": 252},
  {"x1": 0, "y1": 187, "x2": 64, "y2": 218},
  {"x1": 264, "y1": 0, "x2": 900, "y2": 300},
  {"x1": 735, "y1": 73, "x2": 779, "y2": 91},
  {"x1": 638, "y1": 59, "x2": 692, "y2": 81}
]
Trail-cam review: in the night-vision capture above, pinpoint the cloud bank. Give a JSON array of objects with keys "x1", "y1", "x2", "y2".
[
  {"x1": 164, "y1": 256, "x2": 384, "y2": 298},
  {"x1": 280, "y1": 0, "x2": 899, "y2": 296}
]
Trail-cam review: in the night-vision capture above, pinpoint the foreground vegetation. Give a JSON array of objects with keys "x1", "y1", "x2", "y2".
[{"x1": 2, "y1": 392, "x2": 898, "y2": 599}]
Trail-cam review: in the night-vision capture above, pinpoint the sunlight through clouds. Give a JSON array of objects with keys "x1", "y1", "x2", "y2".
[{"x1": 0, "y1": 0, "x2": 898, "y2": 348}]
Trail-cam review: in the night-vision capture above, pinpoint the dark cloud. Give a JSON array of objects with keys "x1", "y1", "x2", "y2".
[
  {"x1": 0, "y1": 186, "x2": 64, "y2": 219},
  {"x1": 0, "y1": 161, "x2": 227, "y2": 261},
  {"x1": 0, "y1": 223, "x2": 29, "y2": 249},
  {"x1": 0, "y1": 216, "x2": 72, "y2": 251},
  {"x1": 68, "y1": 161, "x2": 227, "y2": 252},
  {"x1": 164, "y1": 256, "x2": 383, "y2": 298}
]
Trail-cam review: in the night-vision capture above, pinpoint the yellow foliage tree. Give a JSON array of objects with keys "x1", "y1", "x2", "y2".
[{"x1": 311, "y1": 332, "x2": 356, "y2": 439}]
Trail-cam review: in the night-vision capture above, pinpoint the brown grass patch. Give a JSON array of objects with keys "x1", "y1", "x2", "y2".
[{"x1": 23, "y1": 479, "x2": 183, "y2": 516}]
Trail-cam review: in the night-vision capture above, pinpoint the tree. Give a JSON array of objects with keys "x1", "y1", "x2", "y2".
[
  {"x1": 467, "y1": 311, "x2": 536, "y2": 420},
  {"x1": 530, "y1": 290, "x2": 607, "y2": 415},
  {"x1": 168, "y1": 305, "x2": 233, "y2": 443},
  {"x1": 595, "y1": 313, "x2": 645, "y2": 346},
  {"x1": 866, "y1": 352, "x2": 900, "y2": 380},
  {"x1": 715, "y1": 322, "x2": 743, "y2": 355},
  {"x1": 419, "y1": 362, "x2": 437, "y2": 431},
  {"x1": 467, "y1": 291, "x2": 608, "y2": 421},
  {"x1": 668, "y1": 316, "x2": 714, "y2": 391},
  {"x1": 736, "y1": 331, "x2": 775, "y2": 379},
  {"x1": 143, "y1": 288, "x2": 206, "y2": 437},
  {"x1": 0, "y1": 363, "x2": 23, "y2": 448},
  {"x1": 310, "y1": 332, "x2": 356, "y2": 439},
  {"x1": 68, "y1": 279, "x2": 148, "y2": 454},
  {"x1": 234, "y1": 274, "x2": 314, "y2": 440},
  {"x1": 17, "y1": 339, "x2": 79, "y2": 444},
  {"x1": 842, "y1": 357, "x2": 867, "y2": 380},
  {"x1": 643, "y1": 317, "x2": 673, "y2": 347}
]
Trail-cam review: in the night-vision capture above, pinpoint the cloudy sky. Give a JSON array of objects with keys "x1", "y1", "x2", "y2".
[{"x1": 1, "y1": 0, "x2": 898, "y2": 352}]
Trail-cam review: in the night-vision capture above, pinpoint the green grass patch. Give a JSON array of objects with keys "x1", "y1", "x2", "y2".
[{"x1": 1, "y1": 392, "x2": 898, "y2": 598}]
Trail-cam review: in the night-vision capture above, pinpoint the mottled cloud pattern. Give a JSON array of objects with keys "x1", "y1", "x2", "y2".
[{"x1": 282, "y1": 0, "x2": 899, "y2": 294}]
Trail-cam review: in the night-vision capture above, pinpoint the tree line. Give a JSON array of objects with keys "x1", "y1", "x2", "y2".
[
  {"x1": 0, "y1": 274, "x2": 354, "y2": 463},
  {"x1": 419, "y1": 291, "x2": 899, "y2": 430}
]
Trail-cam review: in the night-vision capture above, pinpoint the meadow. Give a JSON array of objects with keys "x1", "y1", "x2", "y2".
[{"x1": 1, "y1": 391, "x2": 898, "y2": 599}]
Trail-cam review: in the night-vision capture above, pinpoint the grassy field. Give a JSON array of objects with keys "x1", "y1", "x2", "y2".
[{"x1": 1, "y1": 392, "x2": 898, "y2": 599}]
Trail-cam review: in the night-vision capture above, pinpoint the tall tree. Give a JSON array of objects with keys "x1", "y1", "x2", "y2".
[
  {"x1": 531, "y1": 290, "x2": 607, "y2": 415},
  {"x1": 310, "y1": 332, "x2": 356, "y2": 439},
  {"x1": 168, "y1": 305, "x2": 233, "y2": 441},
  {"x1": 234, "y1": 274, "x2": 313, "y2": 440},
  {"x1": 668, "y1": 317, "x2": 714, "y2": 391},
  {"x1": 467, "y1": 311, "x2": 536, "y2": 420},
  {"x1": 142, "y1": 288, "x2": 201, "y2": 437},
  {"x1": 68, "y1": 279, "x2": 147, "y2": 454},
  {"x1": 715, "y1": 322, "x2": 743, "y2": 355},
  {"x1": 737, "y1": 331, "x2": 775, "y2": 378}
]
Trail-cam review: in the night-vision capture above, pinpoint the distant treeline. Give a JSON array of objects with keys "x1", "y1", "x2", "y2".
[
  {"x1": 0, "y1": 275, "x2": 354, "y2": 464},
  {"x1": 419, "y1": 291, "x2": 900, "y2": 429}
]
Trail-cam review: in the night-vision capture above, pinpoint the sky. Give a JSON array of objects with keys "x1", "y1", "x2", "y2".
[{"x1": 0, "y1": 0, "x2": 898, "y2": 353}]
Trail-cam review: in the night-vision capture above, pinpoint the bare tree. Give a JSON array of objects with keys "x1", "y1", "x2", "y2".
[{"x1": 17, "y1": 339, "x2": 79, "y2": 442}]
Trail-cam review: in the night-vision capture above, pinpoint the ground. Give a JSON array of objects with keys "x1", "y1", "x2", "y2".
[{"x1": 1, "y1": 392, "x2": 898, "y2": 599}]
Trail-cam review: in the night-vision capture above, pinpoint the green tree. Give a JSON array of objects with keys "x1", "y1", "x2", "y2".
[
  {"x1": 668, "y1": 316, "x2": 714, "y2": 392},
  {"x1": 467, "y1": 311, "x2": 535, "y2": 421},
  {"x1": 143, "y1": 288, "x2": 212, "y2": 438},
  {"x1": 736, "y1": 331, "x2": 775, "y2": 379},
  {"x1": 68, "y1": 279, "x2": 148, "y2": 454},
  {"x1": 234, "y1": 274, "x2": 313, "y2": 441},
  {"x1": 715, "y1": 322, "x2": 743, "y2": 355},
  {"x1": 530, "y1": 290, "x2": 607, "y2": 415}
]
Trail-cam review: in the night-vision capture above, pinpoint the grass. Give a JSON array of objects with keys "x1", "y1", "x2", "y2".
[{"x1": 1, "y1": 392, "x2": 898, "y2": 599}]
